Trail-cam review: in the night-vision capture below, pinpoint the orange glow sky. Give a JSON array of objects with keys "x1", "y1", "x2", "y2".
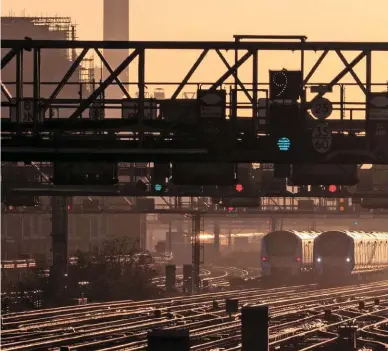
[
  {"x1": 2, "y1": 0, "x2": 388, "y2": 114},
  {"x1": 3, "y1": 0, "x2": 388, "y2": 42}
]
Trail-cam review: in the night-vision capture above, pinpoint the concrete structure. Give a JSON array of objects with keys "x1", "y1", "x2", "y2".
[{"x1": 103, "y1": 0, "x2": 129, "y2": 97}]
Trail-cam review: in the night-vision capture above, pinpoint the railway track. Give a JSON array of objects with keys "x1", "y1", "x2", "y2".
[
  {"x1": 152, "y1": 266, "x2": 254, "y2": 289},
  {"x1": 2, "y1": 280, "x2": 388, "y2": 350}
]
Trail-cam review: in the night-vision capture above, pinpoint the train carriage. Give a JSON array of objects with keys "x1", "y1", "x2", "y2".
[
  {"x1": 314, "y1": 231, "x2": 388, "y2": 282},
  {"x1": 261, "y1": 230, "x2": 321, "y2": 282}
]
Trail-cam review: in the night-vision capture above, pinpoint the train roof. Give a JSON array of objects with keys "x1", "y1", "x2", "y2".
[
  {"x1": 320, "y1": 230, "x2": 388, "y2": 240},
  {"x1": 264, "y1": 230, "x2": 322, "y2": 240}
]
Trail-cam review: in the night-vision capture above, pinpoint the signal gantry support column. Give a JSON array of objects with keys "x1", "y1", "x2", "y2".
[
  {"x1": 167, "y1": 221, "x2": 173, "y2": 254},
  {"x1": 50, "y1": 196, "x2": 68, "y2": 305},
  {"x1": 165, "y1": 264, "x2": 176, "y2": 291},
  {"x1": 192, "y1": 213, "x2": 202, "y2": 293},
  {"x1": 214, "y1": 221, "x2": 220, "y2": 253},
  {"x1": 241, "y1": 305, "x2": 269, "y2": 351},
  {"x1": 140, "y1": 213, "x2": 147, "y2": 250},
  {"x1": 270, "y1": 217, "x2": 281, "y2": 231}
]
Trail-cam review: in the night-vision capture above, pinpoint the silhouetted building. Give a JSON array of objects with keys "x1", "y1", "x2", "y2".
[
  {"x1": 1, "y1": 15, "x2": 146, "y2": 261},
  {"x1": 1, "y1": 16, "x2": 95, "y2": 118}
]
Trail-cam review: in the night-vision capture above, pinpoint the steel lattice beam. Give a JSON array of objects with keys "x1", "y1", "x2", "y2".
[
  {"x1": 94, "y1": 48, "x2": 131, "y2": 99},
  {"x1": 7, "y1": 184, "x2": 388, "y2": 198},
  {"x1": 138, "y1": 48, "x2": 145, "y2": 142},
  {"x1": 171, "y1": 49, "x2": 209, "y2": 99},
  {"x1": 312, "y1": 51, "x2": 367, "y2": 100},
  {"x1": 1, "y1": 82, "x2": 12, "y2": 101},
  {"x1": 2, "y1": 40, "x2": 388, "y2": 51},
  {"x1": 0, "y1": 136, "x2": 381, "y2": 163},
  {"x1": 209, "y1": 50, "x2": 252, "y2": 91},
  {"x1": 1, "y1": 208, "x2": 388, "y2": 218},
  {"x1": 303, "y1": 50, "x2": 329, "y2": 85},
  {"x1": 15, "y1": 49, "x2": 23, "y2": 123},
  {"x1": 45, "y1": 48, "x2": 89, "y2": 111},
  {"x1": 1, "y1": 39, "x2": 387, "y2": 164},
  {"x1": 335, "y1": 50, "x2": 367, "y2": 95},
  {"x1": 69, "y1": 50, "x2": 139, "y2": 120},
  {"x1": 215, "y1": 49, "x2": 253, "y2": 103},
  {"x1": 0, "y1": 116, "x2": 370, "y2": 134},
  {"x1": 1, "y1": 48, "x2": 19, "y2": 69},
  {"x1": 155, "y1": 50, "x2": 252, "y2": 143}
]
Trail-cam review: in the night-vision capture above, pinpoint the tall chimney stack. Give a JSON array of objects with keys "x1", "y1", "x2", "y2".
[{"x1": 103, "y1": 0, "x2": 129, "y2": 100}]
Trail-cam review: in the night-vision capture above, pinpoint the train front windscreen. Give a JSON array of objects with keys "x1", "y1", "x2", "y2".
[
  {"x1": 317, "y1": 232, "x2": 350, "y2": 257},
  {"x1": 263, "y1": 231, "x2": 300, "y2": 278},
  {"x1": 265, "y1": 232, "x2": 298, "y2": 256}
]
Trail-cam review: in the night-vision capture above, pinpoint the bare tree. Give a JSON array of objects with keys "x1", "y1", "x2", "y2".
[{"x1": 69, "y1": 236, "x2": 160, "y2": 302}]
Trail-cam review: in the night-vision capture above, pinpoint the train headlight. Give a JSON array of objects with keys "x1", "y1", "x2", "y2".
[
  {"x1": 317, "y1": 257, "x2": 322, "y2": 263},
  {"x1": 346, "y1": 257, "x2": 351, "y2": 263}
]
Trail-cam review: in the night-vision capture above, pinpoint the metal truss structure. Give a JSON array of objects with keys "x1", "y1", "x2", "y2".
[
  {"x1": 3, "y1": 161, "x2": 388, "y2": 219},
  {"x1": 2, "y1": 207, "x2": 387, "y2": 219},
  {"x1": 4, "y1": 161, "x2": 387, "y2": 218},
  {"x1": 5, "y1": 36, "x2": 387, "y2": 298},
  {"x1": 1, "y1": 37, "x2": 388, "y2": 164},
  {"x1": 7, "y1": 182, "x2": 388, "y2": 198}
]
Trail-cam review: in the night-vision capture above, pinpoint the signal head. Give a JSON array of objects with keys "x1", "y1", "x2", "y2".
[
  {"x1": 277, "y1": 137, "x2": 291, "y2": 151},
  {"x1": 154, "y1": 184, "x2": 163, "y2": 192},
  {"x1": 235, "y1": 184, "x2": 244, "y2": 192}
]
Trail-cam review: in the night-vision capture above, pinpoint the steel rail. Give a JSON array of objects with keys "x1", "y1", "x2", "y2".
[
  {"x1": 3, "y1": 281, "x2": 386, "y2": 333},
  {"x1": 3, "y1": 282, "x2": 388, "y2": 350}
]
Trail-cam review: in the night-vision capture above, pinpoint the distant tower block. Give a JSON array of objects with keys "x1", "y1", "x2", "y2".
[{"x1": 103, "y1": 0, "x2": 129, "y2": 99}]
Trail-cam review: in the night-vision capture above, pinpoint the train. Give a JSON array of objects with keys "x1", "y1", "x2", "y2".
[
  {"x1": 261, "y1": 230, "x2": 388, "y2": 285},
  {"x1": 314, "y1": 231, "x2": 388, "y2": 283},
  {"x1": 260, "y1": 230, "x2": 321, "y2": 283}
]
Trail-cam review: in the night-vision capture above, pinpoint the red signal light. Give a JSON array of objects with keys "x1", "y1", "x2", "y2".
[
  {"x1": 296, "y1": 257, "x2": 301, "y2": 262},
  {"x1": 338, "y1": 198, "x2": 346, "y2": 212},
  {"x1": 67, "y1": 205, "x2": 72, "y2": 211},
  {"x1": 262, "y1": 256, "x2": 268, "y2": 262},
  {"x1": 227, "y1": 207, "x2": 234, "y2": 212},
  {"x1": 235, "y1": 184, "x2": 244, "y2": 192},
  {"x1": 328, "y1": 185, "x2": 337, "y2": 193}
]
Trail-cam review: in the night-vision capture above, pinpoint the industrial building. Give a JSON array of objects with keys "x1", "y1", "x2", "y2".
[
  {"x1": 1, "y1": 10, "x2": 147, "y2": 261},
  {"x1": 1, "y1": 16, "x2": 95, "y2": 103}
]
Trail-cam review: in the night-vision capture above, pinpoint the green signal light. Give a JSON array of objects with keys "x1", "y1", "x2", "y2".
[
  {"x1": 154, "y1": 184, "x2": 163, "y2": 191},
  {"x1": 277, "y1": 137, "x2": 291, "y2": 151}
]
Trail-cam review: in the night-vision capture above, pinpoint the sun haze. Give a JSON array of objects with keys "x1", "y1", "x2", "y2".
[{"x1": 2, "y1": 0, "x2": 388, "y2": 105}]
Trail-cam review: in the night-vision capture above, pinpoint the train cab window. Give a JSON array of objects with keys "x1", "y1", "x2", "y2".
[
  {"x1": 265, "y1": 232, "x2": 298, "y2": 256},
  {"x1": 317, "y1": 232, "x2": 350, "y2": 257}
]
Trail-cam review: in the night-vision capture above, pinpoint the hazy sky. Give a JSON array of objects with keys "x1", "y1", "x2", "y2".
[
  {"x1": 3, "y1": 0, "x2": 388, "y2": 42},
  {"x1": 2, "y1": 0, "x2": 388, "y2": 114}
]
